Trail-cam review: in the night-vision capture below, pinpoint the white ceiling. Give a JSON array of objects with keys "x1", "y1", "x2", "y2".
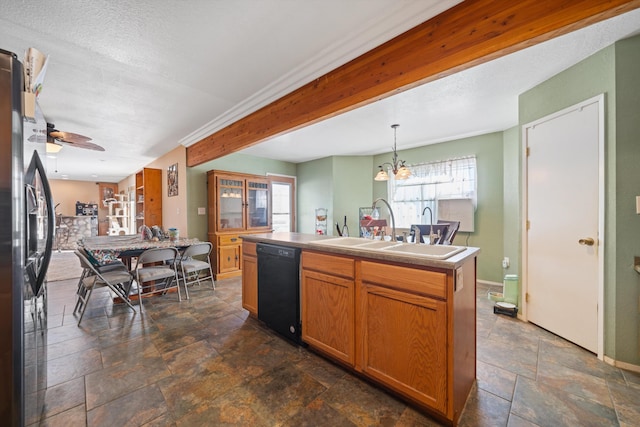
[{"x1": 2, "y1": 2, "x2": 639, "y2": 181}]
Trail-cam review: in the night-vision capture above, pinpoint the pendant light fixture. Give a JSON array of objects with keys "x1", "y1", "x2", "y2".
[{"x1": 374, "y1": 124, "x2": 411, "y2": 181}]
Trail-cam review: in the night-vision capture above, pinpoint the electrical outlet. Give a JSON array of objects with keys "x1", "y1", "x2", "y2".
[{"x1": 502, "y1": 257, "x2": 510, "y2": 269}]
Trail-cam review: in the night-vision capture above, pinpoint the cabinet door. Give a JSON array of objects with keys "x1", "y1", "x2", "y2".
[
  {"x1": 246, "y1": 178, "x2": 270, "y2": 230},
  {"x1": 242, "y1": 243, "x2": 258, "y2": 316},
  {"x1": 301, "y1": 269, "x2": 355, "y2": 366},
  {"x1": 359, "y1": 283, "x2": 448, "y2": 414},
  {"x1": 218, "y1": 244, "x2": 240, "y2": 273},
  {"x1": 143, "y1": 168, "x2": 162, "y2": 226},
  {"x1": 216, "y1": 175, "x2": 245, "y2": 231}
]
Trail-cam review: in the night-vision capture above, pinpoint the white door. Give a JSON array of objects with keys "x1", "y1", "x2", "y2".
[{"x1": 525, "y1": 97, "x2": 602, "y2": 354}]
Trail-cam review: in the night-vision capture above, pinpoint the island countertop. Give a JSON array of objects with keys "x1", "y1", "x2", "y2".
[{"x1": 241, "y1": 232, "x2": 479, "y2": 270}]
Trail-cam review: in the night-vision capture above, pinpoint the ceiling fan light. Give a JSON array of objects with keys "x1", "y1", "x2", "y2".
[
  {"x1": 46, "y1": 142, "x2": 62, "y2": 153},
  {"x1": 374, "y1": 168, "x2": 389, "y2": 181}
]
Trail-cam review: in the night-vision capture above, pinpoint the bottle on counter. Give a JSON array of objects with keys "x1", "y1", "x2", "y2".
[{"x1": 371, "y1": 207, "x2": 380, "y2": 220}]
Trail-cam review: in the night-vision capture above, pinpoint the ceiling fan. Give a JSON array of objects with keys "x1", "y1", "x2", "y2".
[{"x1": 46, "y1": 122, "x2": 105, "y2": 152}]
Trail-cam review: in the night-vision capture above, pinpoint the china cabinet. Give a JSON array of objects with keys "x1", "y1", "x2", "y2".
[{"x1": 207, "y1": 170, "x2": 271, "y2": 279}]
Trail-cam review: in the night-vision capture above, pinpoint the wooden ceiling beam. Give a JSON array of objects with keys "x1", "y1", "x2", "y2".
[{"x1": 187, "y1": 0, "x2": 640, "y2": 167}]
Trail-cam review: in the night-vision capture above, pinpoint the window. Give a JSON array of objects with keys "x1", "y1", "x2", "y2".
[
  {"x1": 269, "y1": 175, "x2": 296, "y2": 232},
  {"x1": 388, "y1": 156, "x2": 476, "y2": 228}
]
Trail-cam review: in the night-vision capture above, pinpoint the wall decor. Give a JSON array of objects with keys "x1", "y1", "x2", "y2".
[{"x1": 168, "y1": 163, "x2": 178, "y2": 197}]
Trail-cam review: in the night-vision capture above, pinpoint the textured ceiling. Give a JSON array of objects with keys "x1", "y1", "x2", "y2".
[
  {"x1": 243, "y1": 8, "x2": 640, "y2": 162},
  {"x1": 2, "y1": 2, "x2": 639, "y2": 181},
  {"x1": 1, "y1": 0, "x2": 460, "y2": 181}
]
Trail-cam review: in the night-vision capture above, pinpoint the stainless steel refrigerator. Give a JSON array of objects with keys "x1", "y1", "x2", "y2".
[{"x1": 0, "y1": 48, "x2": 54, "y2": 426}]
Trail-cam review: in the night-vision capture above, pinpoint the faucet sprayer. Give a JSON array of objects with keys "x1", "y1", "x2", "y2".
[{"x1": 372, "y1": 198, "x2": 396, "y2": 242}]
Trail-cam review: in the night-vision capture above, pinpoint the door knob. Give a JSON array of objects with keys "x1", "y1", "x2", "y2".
[{"x1": 578, "y1": 237, "x2": 595, "y2": 246}]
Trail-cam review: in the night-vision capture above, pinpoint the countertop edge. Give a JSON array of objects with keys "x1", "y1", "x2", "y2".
[{"x1": 241, "y1": 232, "x2": 479, "y2": 270}]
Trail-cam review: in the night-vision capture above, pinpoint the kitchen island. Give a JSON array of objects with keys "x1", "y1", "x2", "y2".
[{"x1": 241, "y1": 232, "x2": 478, "y2": 426}]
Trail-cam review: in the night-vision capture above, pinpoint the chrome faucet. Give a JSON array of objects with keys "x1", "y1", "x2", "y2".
[
  {"x1": 422, "y1": 206, "x2": 435, "y2": 245},
  {"x1": 372, "y1": 198, "x2": 396, "y2": 242}
]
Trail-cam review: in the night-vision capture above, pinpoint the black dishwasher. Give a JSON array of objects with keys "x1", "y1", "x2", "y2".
[{"x1": 257, "y1": 243, "x2": 302, "y2": 344}]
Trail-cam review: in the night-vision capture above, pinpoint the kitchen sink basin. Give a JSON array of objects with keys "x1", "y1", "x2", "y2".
[
  {"x1": 309, "y1": 237, "x2": 375, "y2": 247},
  {"x1": 356, "y1": 240, "x2": 402, "y2": 249},
  {"x1": 309, "y1": 237, "x2": 466, "y2": 260},
  {"x1": 381, "y1": 244, "x2": 466, "y2": 259},
  {"x1": 310, "y1": 237, "x2": 400, "y2": 249}
]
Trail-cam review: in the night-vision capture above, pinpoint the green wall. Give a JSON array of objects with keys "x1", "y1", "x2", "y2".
[
  {"x1": 519, "y1": 35, "x2": 640, "y2": 364},
  {"x1": 186, "y1": 152, "x2": 296, "y2": 241},
  {"x1": 503, "y1": 126, "x2": 521, "y2": 276},
  {"x1": 296, "y1": 134, "x2": 506, "y2": 283},
  {"x1": 373, "y1": 133, "x2": 506, "y2": 283},
  {"x1": 297, "y1": 156, "x2": 374, "y2": 235},
  {"x1": 613, "y1": 36, "x2": 640, "y2": 364},
  {"x1": 332, "y1": 156, "x2": 375, "y2": 236},
  {"x1": 297, "y1": 157, "x2": 333, "y2": 234}
]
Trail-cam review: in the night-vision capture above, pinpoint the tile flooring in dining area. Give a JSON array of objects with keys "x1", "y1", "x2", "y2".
[{"x1": 34, "y1": 266, "x2": 640, "y2": 426}]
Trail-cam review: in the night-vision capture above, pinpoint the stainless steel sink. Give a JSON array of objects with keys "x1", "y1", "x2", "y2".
[
  {"x1": 381, "y1": 243, "x2": 466, "y2": 259},
  {"x1": 309, "y1": 237, "x2": 466, "y2": 260}
]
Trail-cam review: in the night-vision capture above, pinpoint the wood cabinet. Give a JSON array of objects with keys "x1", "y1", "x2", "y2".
[
  {"x1": 301, "y1": 252, "x2": 355, "y2": 366},
  {"x1": 135, "y1": 168, "x2": 162, "y2": 230},
  {"x1": 300, "y1": 250, "x2": 477, "y2": 425},
  {"x1": 207, "y1": 170, "x2": 271, "y2": 279},
  {"x1": 359, "y1": 262, "x2": 449, "y2": 415},
  {"x1": 241, "y1": 241, "x2": 258, "y2": 316}
]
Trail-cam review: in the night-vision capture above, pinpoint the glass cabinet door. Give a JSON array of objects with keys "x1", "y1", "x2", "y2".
[
  {"x1": 217, "y1": 177, "x2": 245, "y2": 230},
  {"x1": 246, "y1": 179, "x2": 269, "y2": 229}
]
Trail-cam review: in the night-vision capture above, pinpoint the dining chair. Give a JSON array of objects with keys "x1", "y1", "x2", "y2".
[
  {"x1": 73, "y1": 250, "x2": 136, "y2": 326},
  {"x1": 76, "y1": 248, "x2": 127, "y2": 291},
  {"x1": 132, "y1": 247, "x2": 181, "y2": 305},
  {"x1": 436, "y1": 220, "x2": 461, "y2": 245},
  {"x1": 176, "y1": 242, "x2": 215, "y2": 299}
]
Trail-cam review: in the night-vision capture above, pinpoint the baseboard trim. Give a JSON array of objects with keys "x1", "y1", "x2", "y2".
[{"x1": 603, "y1": 356, "x2": 640, "y2": 373}]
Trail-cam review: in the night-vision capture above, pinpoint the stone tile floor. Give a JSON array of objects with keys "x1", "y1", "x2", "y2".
[{"x1": 31, "y1": 273, "x2": 640, "y2": 426}]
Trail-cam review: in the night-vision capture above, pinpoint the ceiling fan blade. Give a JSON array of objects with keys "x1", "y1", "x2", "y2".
[
  {"x1": 49, "y1": 130, "x2": 92, "y2": 143},
  {"x1": 56, "y1": 139, "x2": 105, "y2": 151}
]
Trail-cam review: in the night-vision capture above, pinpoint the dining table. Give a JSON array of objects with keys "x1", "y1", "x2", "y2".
[
  {"x1": 79, "y1": 234, "x2": 200, "y2": 266},
  {"x1": 78, "y1": 234, "x2": 201, "y2": 301}
]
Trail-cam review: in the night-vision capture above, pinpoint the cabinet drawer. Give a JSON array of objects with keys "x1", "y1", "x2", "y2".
[
  {"x1": 361, "y1": 261, "x2": 447, "y2": 299},
  {"x1": 218, "y1": 234, "x2": 241, "y2": 246},
  {"x1": 302, "y1": 251, "x2": 355, "y2": 279},
  {"x1": 242, "y1": 241, "x2": 257, "y2": 257}
]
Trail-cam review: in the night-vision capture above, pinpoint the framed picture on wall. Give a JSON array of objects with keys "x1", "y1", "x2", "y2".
[{"x1": 168, "y1": 163, "x2": 178, "y2": 197}]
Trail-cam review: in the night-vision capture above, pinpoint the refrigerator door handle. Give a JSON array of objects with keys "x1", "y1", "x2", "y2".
[{"x1": 24, "y1": 150, "x2": 54, "y2": 296}]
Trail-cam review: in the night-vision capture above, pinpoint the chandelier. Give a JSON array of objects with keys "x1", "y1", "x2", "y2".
[{"x1": 374, "y1": 124, "x2": 411, "y2": 181}]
